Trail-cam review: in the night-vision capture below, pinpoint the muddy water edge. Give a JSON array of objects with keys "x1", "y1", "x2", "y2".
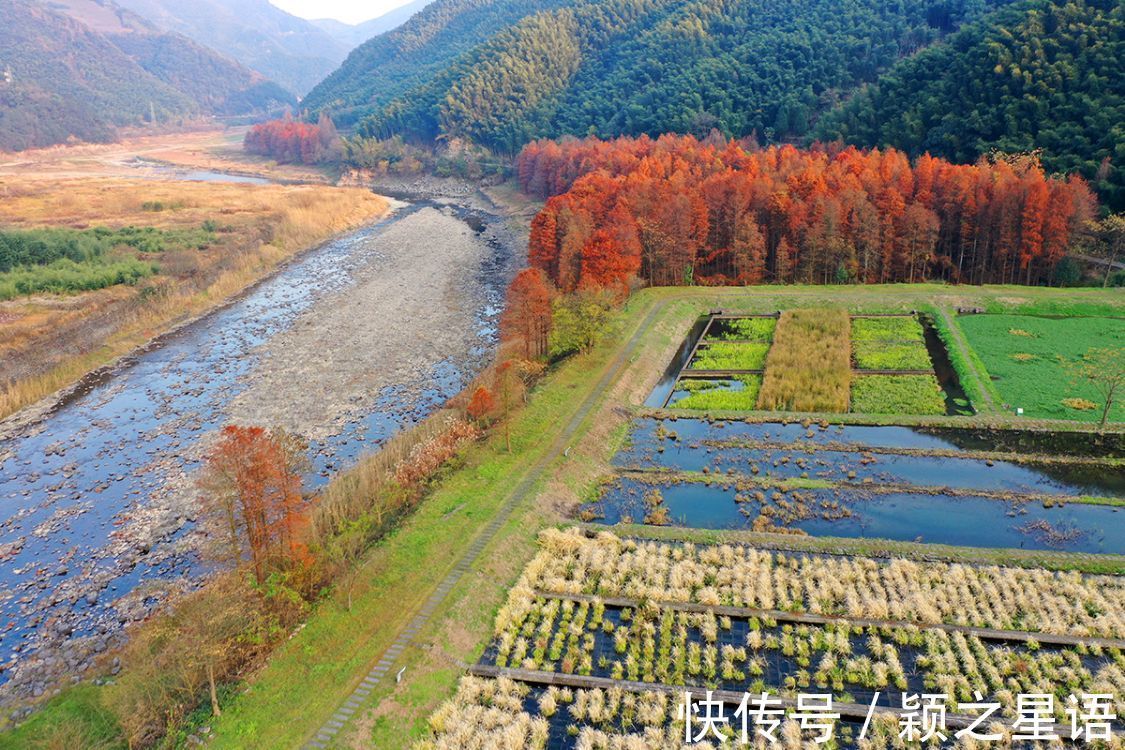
[{"x1": 0, "y1": 189, "x2": 522, "y2": 711}]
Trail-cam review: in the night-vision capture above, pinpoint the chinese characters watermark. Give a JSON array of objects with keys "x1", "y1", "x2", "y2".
[{"x1": 677, "y1": 690, "x2": 1118, "y2": 745}]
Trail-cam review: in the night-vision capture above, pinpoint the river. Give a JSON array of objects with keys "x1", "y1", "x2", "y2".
[{"x1": 0, "y1": 190, "x2": 518, "y2": 700}]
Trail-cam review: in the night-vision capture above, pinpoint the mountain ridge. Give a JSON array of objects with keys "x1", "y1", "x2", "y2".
[
  {"x1": 0, "y1": 0, "x2": 294, "y2": 151},
  {"x1": 303, "y1": 0, "x2": 1016, "y2": 151},
  {"x1": 112, "y1": 0, "x2": 350, "y2": 95},
  {"x1": 312, "y1": 0, "x2": 438, "y2": 47}
]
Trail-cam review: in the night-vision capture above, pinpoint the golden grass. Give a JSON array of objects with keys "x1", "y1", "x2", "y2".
[
  {"x1": 0, "y1": 177, "x2": 389, "y2": 421},
  {"x1": 756, "y1": 308, "x2": 851, "y2": 412},
  {"x1": 0, "y1": 127, "x2": 331, "y2": 184}
]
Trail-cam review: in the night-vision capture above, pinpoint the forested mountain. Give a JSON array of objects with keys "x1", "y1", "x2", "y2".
[
  {"x1": 0, "y1": 0, "x2": 293, "y2": 151},
  {"x1": 304, "y1": 0, "x2": 1014, "y2": 152},
  {"x1": 112, "y1": 0, "x2": 350, "y2": 95},
  {"x1": 312, "y1": 0, "x2": 438, "y2": 48},
  {"x1": 815, "y1": 0, "x2": 1124, "y2": 209}
]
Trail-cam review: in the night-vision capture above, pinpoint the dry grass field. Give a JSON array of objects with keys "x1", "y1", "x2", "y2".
[
  {"x1": 0, "y1": 176, "x2": 388, "y2": 420},
  {"x1": 0, "y1": 128, "x2": 329, "y2": 184}
]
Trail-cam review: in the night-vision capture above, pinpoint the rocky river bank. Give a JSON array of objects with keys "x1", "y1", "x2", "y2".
[{"x1": 0, "y1": 193, "x2": 522, "y2": 713}]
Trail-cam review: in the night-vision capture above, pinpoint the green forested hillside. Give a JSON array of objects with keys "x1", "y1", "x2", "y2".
[
  {"x1": 0, "y1": 0, "x2": 194, "y2": 150},
  {"x1": 303, "y1": 0, "x2": 573, "y2": 128},
  {"x1": 111, "y1": 33, "x2": 293, "y2": 115},
  {"x1": 814, "y1": 0, "x2": 1124, "y2": 209},
  {"x1": 305, "y1": 0, "x2": 1013, "y2": 152},
  {"x1": 0, "y1": 0, "x2": 294, "y2": 151}
]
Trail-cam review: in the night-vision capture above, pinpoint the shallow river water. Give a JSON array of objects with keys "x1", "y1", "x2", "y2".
[{"x1": 0, "y1": 198, "x2": 515, "y2": 691}]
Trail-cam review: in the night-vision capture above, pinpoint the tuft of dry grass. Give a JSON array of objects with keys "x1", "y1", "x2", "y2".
[
  {"x1": 0, "y1": 177, "x2": 388, "y2": 421},
  {"x1": 756, "y1": 308, "x2": 851, "y2": 413}
]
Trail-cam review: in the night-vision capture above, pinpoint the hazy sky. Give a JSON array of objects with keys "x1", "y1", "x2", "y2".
[{"x1": 270, "y1": 0, "x2": 413, "y2": 24}]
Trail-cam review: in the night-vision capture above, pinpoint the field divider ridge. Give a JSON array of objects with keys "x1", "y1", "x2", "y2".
[{"x1": 467, "y1": 664, "x2": 977, "y2": 729}]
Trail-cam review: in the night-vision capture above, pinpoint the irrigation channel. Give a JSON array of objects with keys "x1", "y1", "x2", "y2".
[
  {"x1": 0, "y1": 186, "x2": 520, "y2": 700},
  {"x1": 586, "y1": 417, "x2": 1125, "y2": 553}
]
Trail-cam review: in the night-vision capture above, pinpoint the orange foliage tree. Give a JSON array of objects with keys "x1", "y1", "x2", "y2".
[
  {"x1": 500, "y1": 268, "x2": 554, "y2": 360},
  {"x1": 517, "y1": 136, "x2": 1096, "y2": 289},
  {"x1": 244, "y1": 113, "x2": 338, "y2": 165},
  {"x1": 199, "y1": 425, "x2": 311, "y2": 584},
  {"x1": 466, "y1": 386, "x2": 495, "y2": 423}
]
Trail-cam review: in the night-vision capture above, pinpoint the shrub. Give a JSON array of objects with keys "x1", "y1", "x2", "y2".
[{"x1": 547, "y1": 289, "x2": 615, "y2": 360}]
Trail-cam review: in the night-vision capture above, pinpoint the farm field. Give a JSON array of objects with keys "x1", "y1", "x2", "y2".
[
  {"x1": 404, "y1": 288, "x2": 1125, "y2": 750},
  {"x1": 418, "y1": 529, "x2": 1125, "y2": 748},
  {"x1": 957, "y1": 314, "x2": 1125, "y2": 423},
  {"x1": 666, "y1": 311, "x2": 968, "y2": 417},
  {"x1": 591, "y1": 415, "x2": 1125, "y2": 551},
  {"x1": 662, "y1": 306, "x2": 1122, "y2": 422},
  {"x1": 407, "y1": 289, "x2": 1124, "y2": 750},
  {"x1": 19, "y1": 286, "x2": 1121, "y2": 749}
]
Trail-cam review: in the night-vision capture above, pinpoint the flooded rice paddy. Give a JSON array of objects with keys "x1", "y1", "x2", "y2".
[{"x1": 588, "y1": 417, "x2": 1125, "y2": 554}]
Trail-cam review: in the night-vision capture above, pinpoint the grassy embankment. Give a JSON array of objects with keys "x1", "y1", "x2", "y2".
[
  {"x1": 5, "y1": 285, "x2": 1122, "y2": 750},
  {"x1": 0, "y1": 177, "x2": 388, "y2": 421}
]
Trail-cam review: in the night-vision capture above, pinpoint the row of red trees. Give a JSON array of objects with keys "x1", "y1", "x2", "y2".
[
  {"x1": 243, "y1": 114, "x2": 338, "y2": 165},
  {"x1": 517, "y1": 135, "x2": 1096, "y2": 290}
]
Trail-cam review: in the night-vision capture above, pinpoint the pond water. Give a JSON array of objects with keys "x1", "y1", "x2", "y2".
[
  {"x1": 589, "y1": 417, "x2": 1125, "y2": 553},
  {"x1": 125, "y1": 158, "x2": 271, "y2": 185},
  {"x1": 920, "y1": 315, "x2": 973, "y2": 415},
  {"x1": 593, "y1": 477, "x2": 1125, "y2": 553},
  {"x1": 0, "y1": 200, "x2": 515, "y2": 682}
]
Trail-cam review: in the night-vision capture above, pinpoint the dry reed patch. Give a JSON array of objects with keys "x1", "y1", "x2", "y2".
[
  {"x1": 756, "y1": 308, "x2": 851, "y2": 412},
  {"x1": 507, "y1": 529, "x2": 1125, "y2": 638},
  {"x1": 0, "y1": 177, "x2": 385, "y2": 239}
]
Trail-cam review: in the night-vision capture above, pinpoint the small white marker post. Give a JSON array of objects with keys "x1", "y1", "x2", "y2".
[{"x1": 396, "y1": 667, "x2": 406, "y2": 684}]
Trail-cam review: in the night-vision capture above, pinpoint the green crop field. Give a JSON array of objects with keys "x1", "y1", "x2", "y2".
[
  {"x1": 670, "y1": 376, "x2": 762, "y2": 410},
  {"x1": 851, "y1": 316, "x2": 925, "y2": 343},
  {"x1": 853, "y1": 340, "x2": 933, "y2": 370},
  {"x1": 957, "y1": 314, "x2": 1125, "y2": 422},
  {"x1": 851, "y1": 374, "x2": 947, "y2": 415},
  {"x1": 707, "y1": 317, "x2": 776, "y2": 342},
  {"x1": 689, "y1": 342, "x2": 770, "y2": 370}
]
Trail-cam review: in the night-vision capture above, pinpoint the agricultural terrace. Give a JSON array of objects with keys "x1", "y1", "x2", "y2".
[
  {"x1": 419, "y1": 530, "x2": 1125, "y2": 748},
  {"x1": 54, "y1": 285, "x2": 1116, "y2": 750},
  {"x1": 385, "y1": 287, "x2": 1125, "y2": 750},
  {"x1": 664, "y1": 305, "x2": 1121, "y2": 422},
  {"x1": 666, "y1": 310, "x2": 959, "y2": 417}
]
